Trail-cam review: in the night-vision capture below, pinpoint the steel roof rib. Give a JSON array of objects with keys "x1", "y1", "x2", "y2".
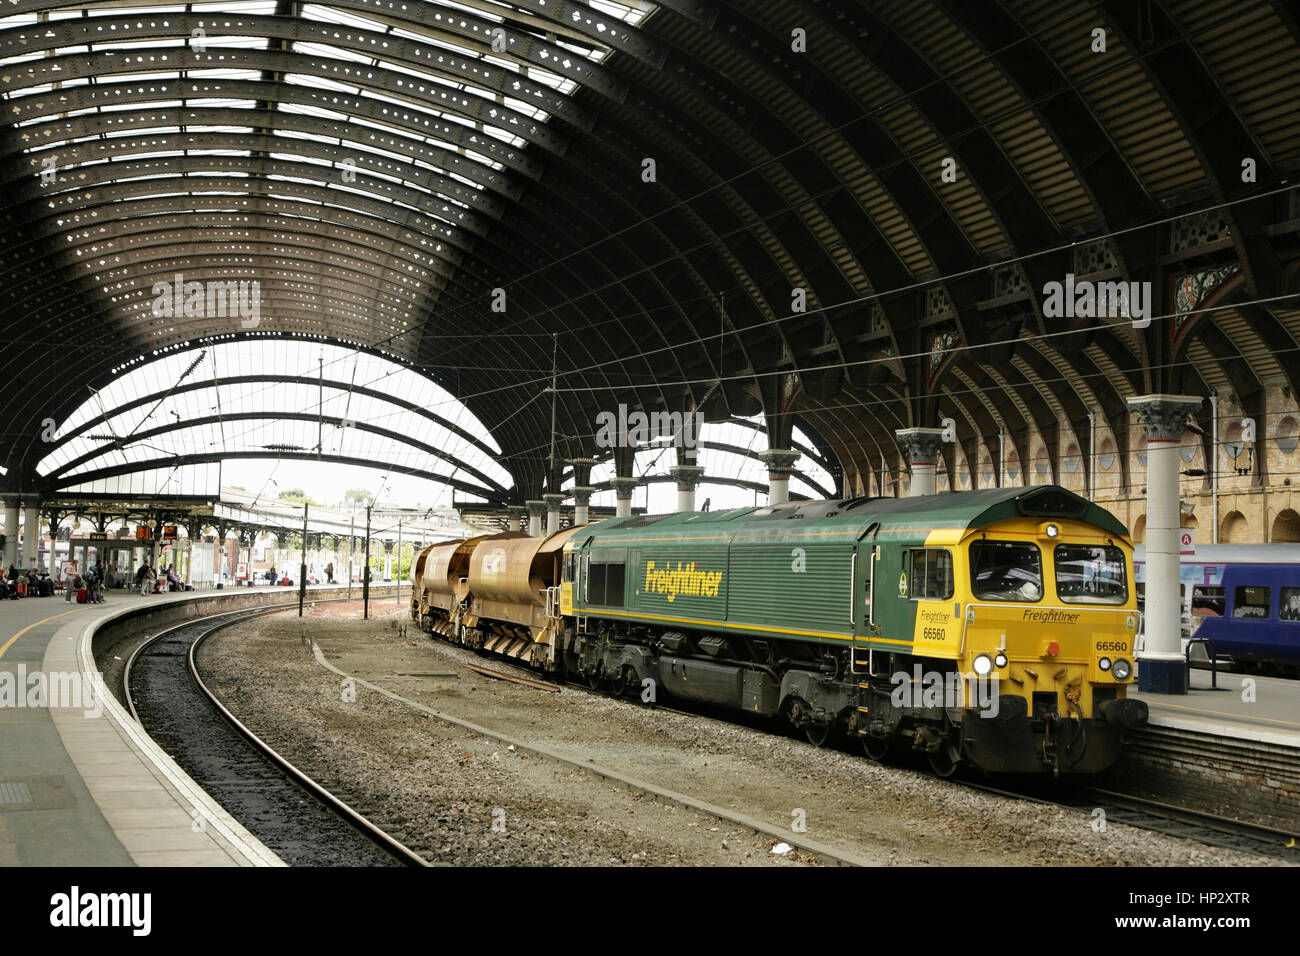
[{"x1": 1, "y1": 0, "x2": 1298, "y2": 508}]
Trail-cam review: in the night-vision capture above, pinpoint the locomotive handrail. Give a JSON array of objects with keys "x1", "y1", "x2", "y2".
[{"x1": 544, "y1": 585, "x2": 561, "y2": 620}]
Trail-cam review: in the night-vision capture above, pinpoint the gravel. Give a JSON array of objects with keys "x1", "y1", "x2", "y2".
[{"x1": 197, "y1": 602, "x2": 1282, "y2": 867}]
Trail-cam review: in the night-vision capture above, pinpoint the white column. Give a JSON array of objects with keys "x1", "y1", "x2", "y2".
[
  {"x1": 758, "y1": 449, "x2": 800, "y2": 505},
  {"x1": 895, "y1": 427, "x2": 946, "y2": 498},
  {"x1": 669, "y1": 465, "x2": 704, "y2": 513},
  {"x1": 610, "y1": 478, "x2": 638, "y2": 518},
  {"x1": 525, "y1": 500, "x2": 545, "y2": 537},
  {"x1": 572, "y1": 487, "x2": 594, "y2": 526},
  {"x1": 543, "y1": 493, "x2": 564, "y2": 536},
  {"x1": 3, "y1": 499, "x2": 18, "y2": 568},
  {"x1": 1127, "y1": 394, "x2": 1202, "y2": 695},
  {"x1": 506, "y1": 505, "x2": 527, "y2": 534},
  {"x1": 22, "y1": 503, "x2": 41, "y2": 568}
]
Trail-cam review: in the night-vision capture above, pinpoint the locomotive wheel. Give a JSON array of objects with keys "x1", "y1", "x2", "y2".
[
  {"x1": 927, "y1": 742, "x2": 962, "y2": 778},
  {"x1": 586, "y1": 663, "x2": 603, "y2": 690},
  {"x1": 611, "y1": 666, "x2": 630, "y2": 697},
  {"x1": 803, "y1": 722, "x2": 831, "y2": 747},
  {"x1": 861, "y1": 735, "x2": 893, "y2": 762}
]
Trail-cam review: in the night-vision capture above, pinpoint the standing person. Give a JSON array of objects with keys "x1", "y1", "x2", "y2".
[
  {"x1": 137, "y1": 562, "x2": 152, "y2": 596},
  {"x1": 325, "y1": 561, "x2": 334, "y2": 584},
  {"x1": 64, "y1": 559, "x2": 80, "y2": 603}
]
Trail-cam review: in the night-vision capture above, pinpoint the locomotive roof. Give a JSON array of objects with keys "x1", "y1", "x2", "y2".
[{"x1": 573, "y1": 485, "x2": 1128, "y2": 544}]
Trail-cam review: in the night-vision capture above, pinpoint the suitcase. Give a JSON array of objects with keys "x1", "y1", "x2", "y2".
[{"x1": 76, "y1": 588, "x2": 87, "y2": 604}]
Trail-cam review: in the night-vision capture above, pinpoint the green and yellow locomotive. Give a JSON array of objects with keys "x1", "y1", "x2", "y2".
[{"x1": 415, "y1": 486, "x2": 1148, "y2": 776}]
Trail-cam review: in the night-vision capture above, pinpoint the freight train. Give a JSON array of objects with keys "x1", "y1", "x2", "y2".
[{"x1": 411, "y1": 485, "x2": 1149, "y2": 776}]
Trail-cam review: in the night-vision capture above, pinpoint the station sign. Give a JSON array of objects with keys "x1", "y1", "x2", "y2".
[
  {"x1": 1179, "y1": 529, "x2": 1195, "y2": 556},
  {"x1": 162, "y1": 525, "x2": 178, "y2": 540},
  {"x1": 135, "y1": 526, "x2": 152, "y2": 540}
]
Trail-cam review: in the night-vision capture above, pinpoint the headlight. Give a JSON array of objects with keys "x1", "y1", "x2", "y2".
[
  {"x1": 1045, "y1": 523, "x2": 1059, "y2": 538},
  {"x1": 1098, "y1": 656, "x2": 1112, "y2": 671},
  {"x1": 1112, "y1": 658, "x2": 1132, "y2": 681},
  {"x1": 973, "y1": 654, "x2": 993, "y2": 676},
  {"x1": 994, "y1": 652, "x2": 1008, "y2": 668}
]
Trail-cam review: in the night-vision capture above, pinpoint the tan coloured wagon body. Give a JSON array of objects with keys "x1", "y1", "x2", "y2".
[{"x1": 463, "y1": 526, "x2": 582, "y2": 663}]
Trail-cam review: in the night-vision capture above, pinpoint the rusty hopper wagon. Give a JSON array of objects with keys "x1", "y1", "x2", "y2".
[
  {"x1": 419, "y1": 534, "x2": 498, "y2": 637},
  {"x1": 460, "y1": 527, "x2": 581, "y2": 667}
]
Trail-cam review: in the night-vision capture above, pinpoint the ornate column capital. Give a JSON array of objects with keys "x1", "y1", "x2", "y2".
[
  {"x1": 1126, "y1": 394, "x2": 1203, "y2": 442},
  {"x1": 568, "y1": 457, "x2": 597, "y2": 486},
  {"x1": 894, "y1": 427, "x2": 946, "y2": 465},
  {"x1": 758, "y1": 448, "x2": 800, "y2": 476},
  {"x1": 668, "y1": 464, "x2": 705, "y2": 490},
  {"x1": 542, "y1": 493, "x2": 565, "y2": 510},
  {"x1": 609, "y1": 477, "x2": 640, "y2": 497},
  {"x1": 572, "y1": 486, "x2": 595, "y2": 507},
  {"x1": 525, "y1": 499, "x2": 546, "y2": 516}
]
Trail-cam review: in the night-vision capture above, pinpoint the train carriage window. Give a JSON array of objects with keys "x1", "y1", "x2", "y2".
[
  {"x1": 604, "y1": 562, "x2": 626, "y2": 608},
  {"x1": 908, "y1": 549, "x2": 954, "y2": 600},
  {"x1": 1054, "y1": 544, "x2": 1128, "y2": 605},
  {"x1": 1280, "y1": 588, "x2": 1300, "y2": 623},
  {"x1": 1233, "y1": 586, "x2": 1271, "y2": 620},
  {"x1": 585, "y1": 556, "x2": 626, "y2": 608},
  {"x1": 588, "y1": 562, "x2": 607, "y2": 606},
  {"x1": 1191, "y1": 586, "x2": 1226, "y2": 617},
  {"x1": 969, "y1": 541, "x2": 1043, "y2": 602}
]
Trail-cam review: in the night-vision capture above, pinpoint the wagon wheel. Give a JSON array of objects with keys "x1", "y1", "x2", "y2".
[
  {"x1": 804, "y1": 722, "x2": 831, "y2": 748},
  {"x1": 861, "y1": 734, "x2": 893, "y2": 762},
  {"x1": 927, "y1": 741, "x2": 962, "y2": 778}
]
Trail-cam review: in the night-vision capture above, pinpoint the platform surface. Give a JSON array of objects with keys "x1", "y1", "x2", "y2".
[
  {"x1": 0, "y1": 584, "x2": 380, "y2": 867},
  {"x1": 1130, "y1": 669, "x2": 1300, "y2": 748}
]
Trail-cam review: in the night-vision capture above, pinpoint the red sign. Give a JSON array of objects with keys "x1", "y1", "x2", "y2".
[
  {"x1": 163, "y1": 525, "x2": 178, "y2": 540},
  {"x1": 1179, "y1": 530, "x2": 1195, "y2": 555},
  {"x1": 135, "y1": 526, "x2": 152, "y2": 540}
]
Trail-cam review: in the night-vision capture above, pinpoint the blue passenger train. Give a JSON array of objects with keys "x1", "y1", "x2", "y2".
[{"x1": 1133, "y1": 544, "x2": 1300, "y2": 674}]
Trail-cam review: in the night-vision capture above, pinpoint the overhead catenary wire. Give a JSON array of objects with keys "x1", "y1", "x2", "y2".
[{"x1": 7, "y1": 3, "x2": 1289, "y2": 494}]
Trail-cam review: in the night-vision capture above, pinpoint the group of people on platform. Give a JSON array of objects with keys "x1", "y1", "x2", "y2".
[
  {"x1": 133, "y1": 562, "x2": 186, "y2": 595},
  {"x1": 2, "y1": 559, "x2": 191, "y2": 603},
  {"x1": 2, "y1": 564, "x2": 55, "y2": 599}
]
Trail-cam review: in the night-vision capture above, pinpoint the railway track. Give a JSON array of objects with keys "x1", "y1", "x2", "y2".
[
  {"x1": 124, "y1": 607, "x2": 430, "y2": 867},
  {"x1": 947, "y1": 779, "x2": 1297, "y2": 860},
  {"x1": 419, "y1": 625, "x2": 1298, "y2": 862},
  {"x1": 308, "y1": 636, "x2": 872, "y2": 866}
]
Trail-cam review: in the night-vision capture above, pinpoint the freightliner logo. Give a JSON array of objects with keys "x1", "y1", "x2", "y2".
[{"x1": 643, "y1": 560, "x2": 722, "y2": 602}]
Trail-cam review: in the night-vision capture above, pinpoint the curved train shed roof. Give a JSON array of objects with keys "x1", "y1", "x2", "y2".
[{"x1": 2, "y1": 1, "x2": 1298, "y2": 502}]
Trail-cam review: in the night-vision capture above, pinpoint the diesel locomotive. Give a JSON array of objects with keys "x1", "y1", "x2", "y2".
[{"x1": 411, "y1": 485, "x2": 1149, "y2": 776}]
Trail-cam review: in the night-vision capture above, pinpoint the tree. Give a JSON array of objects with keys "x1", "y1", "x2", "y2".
[
  {"x1": 343, "y1": 487, "x2": 373, "y2": 509},
  {"x1": 278, "y1": 488, "x2": 320, "y2": 506}
]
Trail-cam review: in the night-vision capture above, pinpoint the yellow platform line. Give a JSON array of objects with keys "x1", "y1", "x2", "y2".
[{"x1": 0, "y1": 609, "x2": 84, "y2": 661}]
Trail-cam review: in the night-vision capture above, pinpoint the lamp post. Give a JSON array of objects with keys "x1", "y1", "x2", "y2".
[
  {"x1": 363, "y1": 503, "x2": 372, "y2": 620},
  {"x1": 298, "y1": 501, "x2": 308, "y2": 617}
]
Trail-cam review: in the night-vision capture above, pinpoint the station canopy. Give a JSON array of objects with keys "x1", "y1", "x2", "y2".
[{"x1": 2, "y1": 1, "x2": 1298, "y2": 509}]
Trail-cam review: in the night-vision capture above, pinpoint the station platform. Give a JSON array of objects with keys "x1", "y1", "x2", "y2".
[
  {"x1": 1130, "y1": 670, "x2": 1300, "y2": 748},
  {"x1": 0, "y1": 583, "x2": 392, "y2": 867}
]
